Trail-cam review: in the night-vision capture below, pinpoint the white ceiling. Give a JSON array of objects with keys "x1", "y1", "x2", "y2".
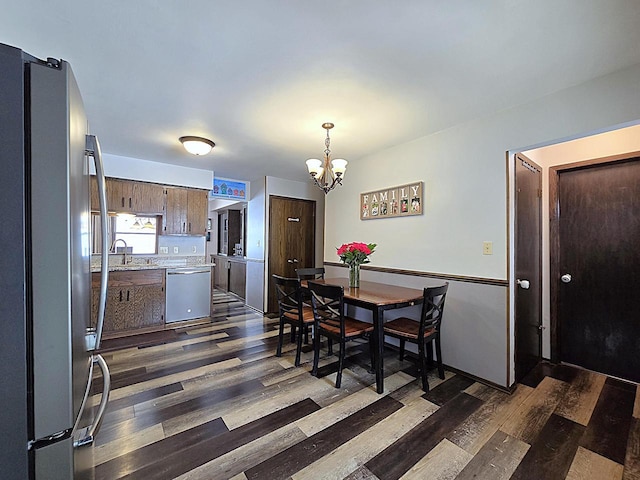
[{"x1": 3, "y1": 1, "x2": 640, "y2": 182}]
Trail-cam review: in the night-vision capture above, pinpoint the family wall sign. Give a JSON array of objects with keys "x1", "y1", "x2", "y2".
[{"x1": 360, "y1": 181, "x2": 423, "y2": 220}]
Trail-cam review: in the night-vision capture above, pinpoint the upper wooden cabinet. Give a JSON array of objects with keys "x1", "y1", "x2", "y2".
[
  {"x1": 90, "y1": 177, "x2": 164, "y2": 214},
  {"x1": 90, "y1": 176, "x2": 100, "y2": 211},
  {"x1": 132, "y1": 182, "x2": 165, "y2": 214},
  {"x1": 106, "y1": 178, "x2": 133, "y2": 212},
  {"x1": 90, "y1": 177, "x2": 208, "y2": 236},
  {"x1": 187, "y1": 189, "x2": 208, "y2": 235},
  {"x1": 164, "y1": 187, "x2": 188, "y2": 234},
  {"x1": 163, "y1": 187, "x2": 208, "y2": 235}
]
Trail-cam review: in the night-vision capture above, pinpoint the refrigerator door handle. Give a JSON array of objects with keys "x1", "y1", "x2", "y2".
[
  {"x1": 85, "y1": 134, "x2": 109, "y2": 350},
  {"x1": 74, "y1": 354, "x2": 111, "y2": 447}
]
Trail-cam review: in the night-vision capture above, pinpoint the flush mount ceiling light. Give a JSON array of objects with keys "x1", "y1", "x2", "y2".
[
  {"x1": 305, "y1": 123, "x2": 348, "y2": 194},
  {"x1": 179, "y1": 136, "x2": 215, "y2": 155}
]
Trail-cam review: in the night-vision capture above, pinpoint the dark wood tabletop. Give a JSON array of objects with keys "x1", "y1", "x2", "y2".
[
  {"x1": 304, "y1": 277, "x2": 424, "y2": 393},
  {"x1": 317, "y1": 278, "x2": 424, "y2": 306}
]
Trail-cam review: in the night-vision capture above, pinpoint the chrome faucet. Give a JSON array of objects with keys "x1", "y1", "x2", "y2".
[{"x1": 110, "y1": 238, "x2": 129, "y2": 264}]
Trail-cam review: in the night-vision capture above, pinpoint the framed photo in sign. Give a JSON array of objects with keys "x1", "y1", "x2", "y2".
[{"x1": 360, "y1": 181, "x2": 423, "y2": 220}]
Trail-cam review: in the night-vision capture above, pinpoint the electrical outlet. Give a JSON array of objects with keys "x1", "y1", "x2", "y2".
[
  {"x1": 483, "y1": 241, "x2": 493, "y2": 255},
  {"x1": 173, "y1": 246, "x2": 179, "y2": 254},
  {"x1": 159, "y1": 246, "x2": 168, "y2": 254}
]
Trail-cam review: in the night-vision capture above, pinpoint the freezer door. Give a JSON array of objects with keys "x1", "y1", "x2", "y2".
[
  {"x1": 34, "y1": 436, "x2": 93, "y2": 480},
  {"x1": 29, "y1": 59, "x2": 94, "y2": 476},
  {"x1": 0, "y1": 42, "x2": 30, "y2": 480}
]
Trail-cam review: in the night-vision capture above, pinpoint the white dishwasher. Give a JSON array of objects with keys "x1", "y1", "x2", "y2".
[{"x1": 165, "y1": 267, "x2": 211, "y2": 322}]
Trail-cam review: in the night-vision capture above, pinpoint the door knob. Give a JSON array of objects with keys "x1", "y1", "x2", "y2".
[
  {"x1": 517, "y1": 279, "x2": 530, "y2": 289},
  {"x1": 561, "y1": 274, "x2": 572, "y2": 283}
]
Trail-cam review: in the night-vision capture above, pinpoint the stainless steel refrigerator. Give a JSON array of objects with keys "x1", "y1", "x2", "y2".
[{"x1": 0, "y1": 43, "x2": 111, "y2": 480}]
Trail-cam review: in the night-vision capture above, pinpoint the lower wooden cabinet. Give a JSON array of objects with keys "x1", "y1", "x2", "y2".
[
  {"x1": 212, "y1": 255, "x2": 246, "y2": 300},
  {"x1": 92, "y1": 269, "x2": 165, "y2": 335},
  {"x1": 229, "y1": 261, "x2": 246, "y2": 299},
  {"x1": 214, "y1": 256, "x2": 229, "y2": 291}
]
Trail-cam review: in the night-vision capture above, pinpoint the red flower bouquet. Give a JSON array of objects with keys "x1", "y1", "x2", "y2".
[
  {"x1": 336, "y1": 242, "x2": 376, "y2": 267},
  {"x1": 337, "y1": 242, "x2": 376, "y2": 287}
]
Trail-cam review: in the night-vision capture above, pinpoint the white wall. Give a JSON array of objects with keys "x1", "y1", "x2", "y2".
[
  {"x1": 245, "y1": 179, "x2": 266, "y2": 311},
  {"x1": 324, "y1": 62, "x2": 640, "y2": 387},
  {"x1": 326, "y1": 63, "x2": 640, "y2": 279},
  {"x1": 97, "y1": 153, "x2": 213, "y2": 189}
]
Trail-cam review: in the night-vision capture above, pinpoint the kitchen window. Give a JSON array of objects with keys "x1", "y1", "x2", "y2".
[{"x1": 91, "y1": 214, "x2": 158, "y2": 254}]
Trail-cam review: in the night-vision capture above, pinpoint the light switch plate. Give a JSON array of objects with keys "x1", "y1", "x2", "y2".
[
  {"x1": 173, "y1": 246, "x2": 179, "y2": 254},
  {"x1": 159, "y1": 246, "x2": 169, "y2": 254}
]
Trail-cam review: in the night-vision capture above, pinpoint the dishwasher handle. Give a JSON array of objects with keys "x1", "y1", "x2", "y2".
[{"x1": 167, "y1": 269, "x2": 211, "y2": 275}]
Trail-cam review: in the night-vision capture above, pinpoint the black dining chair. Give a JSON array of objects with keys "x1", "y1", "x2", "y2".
[
  {"x1": 308, "y1": 281, "x2": 374, "y2": 388},
  {"x1": 295, "y1": 267, "x2": 325, "y2": 310},
  {"x1": 382, "y1": 283, "x2": 449, "y2": 392},
  {"x1": 272, "y1": 274, "x2": 314, "y2": 367},
  {"x1": 295, "y1": 267, "x2": 325, "y2": 281}
]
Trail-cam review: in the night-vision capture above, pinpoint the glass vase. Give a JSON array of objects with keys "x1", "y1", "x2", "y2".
[{"x1": 349, "y1": 263, "x2": 360, "y2": 288}]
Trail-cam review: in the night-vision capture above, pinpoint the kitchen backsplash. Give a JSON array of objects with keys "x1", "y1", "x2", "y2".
[
  {"x1": 91, "y1": 254, "x2": 210, "y2": 270},
  {"x1": 91, "y1": 236, "x2": 208, "y2": 270},
  {"x1": 158, "y1": 235, "x2": 206, "y2": 256}
]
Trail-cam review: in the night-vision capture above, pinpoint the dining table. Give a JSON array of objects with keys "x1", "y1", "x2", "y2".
[{"x1": 305, "y1": 277, "x2": 424, "y2": 394}]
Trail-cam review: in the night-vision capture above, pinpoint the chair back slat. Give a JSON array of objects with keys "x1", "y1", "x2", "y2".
[
  {"x1": 272, "y1": 274, "x2": 311, "y2": 367},
  {"x1": 295, "y1": 267, "x2": 325, "y2": 281},
  {"x1": 272, "y1": 274, "x2": 303, "y2": 317},
  {"x1": 419, "y1": 283, "x2": 448, "y2": 337},
  {"x1": 308, "y1": 281, "x2": 345, "y2": 337},
  {"x1": 296, "y1": 268, "x2": 325, "y2": 305}
]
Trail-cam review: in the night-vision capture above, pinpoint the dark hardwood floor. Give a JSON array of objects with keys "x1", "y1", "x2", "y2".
[{"x1": 92, "y1": 290, "x2": 640, "y2": 479}]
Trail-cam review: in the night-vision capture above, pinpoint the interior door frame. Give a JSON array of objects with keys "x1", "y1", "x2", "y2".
[
  {"x1": 549, "y1": 149, "x2": 640, "y2": 362},
  {"x1": 514, "y1": 153, "x2": 543, "y2": 382}
]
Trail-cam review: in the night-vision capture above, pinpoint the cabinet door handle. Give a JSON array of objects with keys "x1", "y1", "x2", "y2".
[
  {"x1": 188, "y1": 222, "x2": 192, "y2": 232},
  {"x1": 126, "y1": 290, "x2": 130, "y2": 302},
  {"x1": 183, "y1": 222, "x2": 186, "y2": 232},
  {"x1": 121, "y1": 197, "x2": 125, "y2": 208},
  {"x1": 129, "y1": 197, "x2": 132, "y2": 209},
  {"x1": 119, "y1": 290, "x2": 123, "y2": 302}
]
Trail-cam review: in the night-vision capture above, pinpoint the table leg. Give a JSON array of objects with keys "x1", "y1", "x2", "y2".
[{"x1": 374, "y1": 307, "x2": 384, "y2": 394}]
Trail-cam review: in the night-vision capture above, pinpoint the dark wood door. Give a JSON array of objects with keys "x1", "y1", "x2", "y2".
[
  {"x1": 267, "y1": 196, "x2": 315, "y2": 313},
  {"x1": 514, "y1": 153, "x2": 542, "y2": 382},
  {"x1": 554, "y1": 156, "x2": 640, "y2": 382}
]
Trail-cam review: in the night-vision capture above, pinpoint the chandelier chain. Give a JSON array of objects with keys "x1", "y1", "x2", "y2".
[{"x1": 324, "y1": 130, "x2": 331, "y2": 158}]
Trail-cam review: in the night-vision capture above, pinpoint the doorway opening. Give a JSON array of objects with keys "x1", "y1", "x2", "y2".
[{"x1": 510, "y1": 122, "x2": 640, "y2": 386}]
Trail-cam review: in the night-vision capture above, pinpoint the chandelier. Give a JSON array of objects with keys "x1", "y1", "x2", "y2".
[{"x1": 305, "y1": 123, "x2": 348, "y2": 194}]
